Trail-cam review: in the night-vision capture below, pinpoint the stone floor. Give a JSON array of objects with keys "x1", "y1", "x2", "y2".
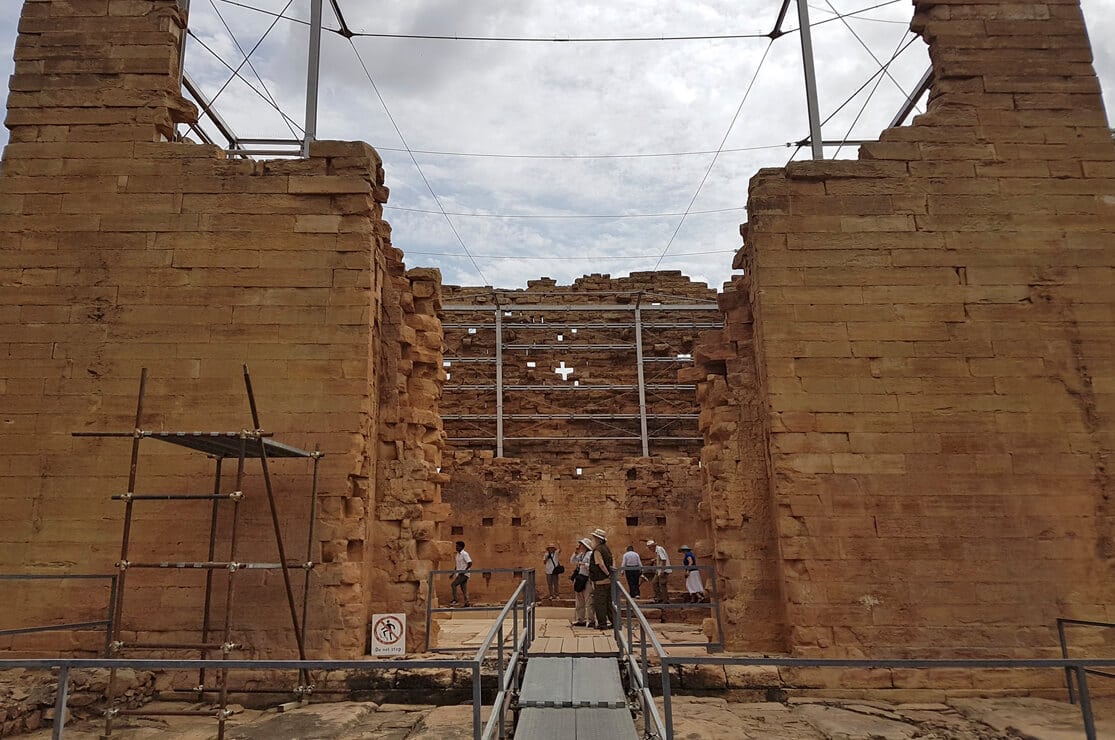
[
  {"x1": 25, "y1": 694, "x2": 1114, "y2": 739},
  {"x1": 15, "y1": 608, "x2": 1115, "y2": 738}
]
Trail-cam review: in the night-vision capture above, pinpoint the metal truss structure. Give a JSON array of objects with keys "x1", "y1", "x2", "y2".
[
  {"x1": 174, "y1": 0, "x2": 932, "y2": 161},
  {"x1": 72, "y1": 367, "x2": 322, "y2": 739},
  {"x1": 441, "y1": 292, "x2": 722, "y2": 458}
]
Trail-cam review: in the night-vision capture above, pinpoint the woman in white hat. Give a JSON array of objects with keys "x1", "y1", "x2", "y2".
[{"x1": 569, "y1": 538, "x2": 594, "y2": 627}]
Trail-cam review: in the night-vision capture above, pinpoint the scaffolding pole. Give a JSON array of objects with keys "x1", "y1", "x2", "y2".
[
  {"x1": 634, "y1": 298, "x2": 650, "y2": 457},
  {"x1": 796, "y1": 0, "x2": 824, "y2": 159},
  {"x1": 302, "y1": 0, "x2": 323, "y2": 157},
  {"x1": 74, "y1": 369, "x2": 320, "y2": 739},
  {"x1": 495, "y1": 304, "x2": 504, "y2": 458}
]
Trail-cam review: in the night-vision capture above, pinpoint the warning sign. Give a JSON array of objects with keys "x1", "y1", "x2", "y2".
[{"x1": 370, "y1": 613, "x2": 406, "y2": 656}]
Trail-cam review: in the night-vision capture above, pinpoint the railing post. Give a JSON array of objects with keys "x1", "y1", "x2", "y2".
[
  {"x1": 104, "y1": 576, "x2": 118, "y2": 658},
  {"x1": 662, "y1": 659, "x2": 675, "y2": 740},
  {"x1": 472, "y1": 663, "x2": 482, "y2": 740},
  {"x1": 497, "y1": 624, "x2": 505, "y2": 738},
  {"x1": 1075, "y1": 666, "x2": 1097, "y2": 740},
  {"x1": 52, "y1": 664, "x2": 70, "y2": 740},
  {"x1": 1058, "y1": 619, "x2": 1075, "y2": 704},
  {"x1": 640, "y1": 626, "x2": 650, "y2": 690}
]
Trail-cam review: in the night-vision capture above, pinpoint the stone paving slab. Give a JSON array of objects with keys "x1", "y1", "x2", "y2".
[{"x1": 21, "y1": 690, "x2": 1115, "y2": 739}]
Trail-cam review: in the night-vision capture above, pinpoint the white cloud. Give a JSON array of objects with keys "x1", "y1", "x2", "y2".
[{"x1": 1, "y1": 0, "x2": 1114, "y2": 290}]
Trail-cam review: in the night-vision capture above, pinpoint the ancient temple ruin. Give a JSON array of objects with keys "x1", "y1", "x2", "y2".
[{"x1": 1, "y1": 0, "x2": 1114, "y2": 700}]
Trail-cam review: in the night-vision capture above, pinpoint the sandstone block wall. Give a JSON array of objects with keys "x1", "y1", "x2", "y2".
[
  {"x1": 0, "y1": 0, "x2": 446, "y2": 657},
  {"x1": 440, "y1": 273, "x2": 716, "y2": 594},
  {"x1": 704, "y1": 0, "x2": 1115, "y2": 657}
]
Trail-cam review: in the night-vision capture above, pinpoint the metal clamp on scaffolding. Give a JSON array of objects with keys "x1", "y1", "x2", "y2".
[{"x1": 73, "y1": 366, "x2": 324, "y2": 740}]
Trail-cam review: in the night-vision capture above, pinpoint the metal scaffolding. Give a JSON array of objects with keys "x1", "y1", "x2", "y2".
[
  {"x1": 441, "y1": 293, "x2": 721, "y2": 457},
  {"x1": 73, "y1": 367, "x2": 323, "y2": 740}
]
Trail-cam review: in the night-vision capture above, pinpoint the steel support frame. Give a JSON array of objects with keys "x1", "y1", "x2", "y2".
[
  {"x1": 443, "y1": 294, "x2": 720, "y2": 458},
  {"x1": 634, "y1": 298, "x2": 650, "y2": 457},
  {"x1": 495, "y1": 304, "x2": 504, "y2": 458},
  {"x1": 73, "y1": 368, "x2": 320, "y2": 739},
  {"x1": 796, "y1": 0, "x2": 824, "y2": 159},
  {"x1": 302, "y1": 0, "x2": 323, "y2": 157}
]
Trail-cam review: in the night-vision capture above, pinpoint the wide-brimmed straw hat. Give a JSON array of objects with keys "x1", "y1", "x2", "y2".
[
  {"x1": 578, "y1": 537, "x2": 593, "y2": 549},
  {"x1": 591, "y1": 528, "x2": 607, "y2": 540},
  {"x1": 678, "y1": 545, "x2": 692, "y2": 551},
  {"x1": 645, "y1": 540, "x2": 656, "y2": 547}
]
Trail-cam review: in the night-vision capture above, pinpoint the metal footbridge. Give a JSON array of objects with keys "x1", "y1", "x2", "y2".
[{"x1": 514, "y1": 656, "x2": 638, "y2": 739}]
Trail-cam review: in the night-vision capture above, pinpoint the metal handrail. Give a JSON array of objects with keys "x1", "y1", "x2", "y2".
[
  {"x1": 0, "y1": 574, "x2": 118, "y2": 657},
  {"x1": 613, "y1": 582, "x2": 670, "y2": 739},
  {"x1": 656, "y1": 655, "x2": 1115, "y2": 740},
  {"x1": 0, "y1": 575, "x2": 536, "y2": 740},
  {"x1": 611, "y1": 594, "x2": 1115, "y2": 740},
  {"x1": 477, "y1": 579, "x2": 534, "y2": 740},
  {"x1": 1057, "y1": 617, "x2": 1115, "y2": 705},
  {"x1": 425, "y1": 568, "x2": 537, "y2": 653},
  {"x1": 616, "y1": 563, "x2": 724, "y2": 650}
]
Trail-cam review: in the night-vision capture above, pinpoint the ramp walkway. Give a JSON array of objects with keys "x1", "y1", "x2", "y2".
[{"x1": 513, "y1": 656, "x2": 637, "y2": 739}]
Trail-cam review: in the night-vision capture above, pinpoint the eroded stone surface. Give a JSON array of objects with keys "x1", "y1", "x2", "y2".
[{"x1": 21, "y1": 695, "x2": 1111, "y2": 739}]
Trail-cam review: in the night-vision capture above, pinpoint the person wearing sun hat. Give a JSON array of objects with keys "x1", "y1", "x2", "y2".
[
  {"x1": 569, "y1": 537, "x2": 593, "y2": 626},
  {"x1": 679, "y1": 545, "x2": 705, "y2": 603},
  {"x1": 645, "y1": 539, "x2": 671, "y2": 603},
  {"x1": 587, "y1": 528, "x2": 614, "y2": 629},
  {"x1": 543, "y1": 543, "x2": 563, "y2": 601}
]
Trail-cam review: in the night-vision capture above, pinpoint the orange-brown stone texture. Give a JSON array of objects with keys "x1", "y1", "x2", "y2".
[
  {"x1": 696, "y1": 0, "x2": 1115, "y2": 664},
  {"x1": 439, "y1": 273, "x2": 716, "y2": 603},
  {"x1": 0, "y1": 0, "x2": 447, "y2": 658}
]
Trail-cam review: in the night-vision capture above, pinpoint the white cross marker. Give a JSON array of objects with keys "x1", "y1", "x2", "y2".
[{"x1": 554, "y1": 361, "x2": 574, "y2": 380}]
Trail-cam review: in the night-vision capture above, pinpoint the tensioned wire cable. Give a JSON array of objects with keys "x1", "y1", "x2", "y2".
[
  {"x1": 385, "y1": 206, "x2": 744, "y2": 219},
  {"x1": 208, "y1": 0, "x2": 302, "y2": 140},
  {"x1": 785, "y1": 31, "x2": 922, "y2": 163},
  {"x1": 218, "y1": 0, "x2": 905, "y2": 42},
  {"x1": 203, "y1": 0, "x2": 293, "y2": 110},
  {"x1": 808, "y1": 3, "x2": 909, "y2": 23},
  {"x1": 834, "y1": 30, "x2": 915, "y2": 158},
  {"x1": 373, "y1": 143, "x2": 788, "y2": 160},
  {"x1": 651, "y1": 39, "x2": 775, "y2": 271},
  {"x1": 347, "y1": 37, "x2": 489, "y2": 284},
  {"x1": 822, "y1": 0, "x2": 920, "y2": 114},
  {"x1": 405, "y1": 249, "x2": 737, "y2": 261},
  {"x1": 186, "y1": 30, "x2": 305, "y2": 136}
]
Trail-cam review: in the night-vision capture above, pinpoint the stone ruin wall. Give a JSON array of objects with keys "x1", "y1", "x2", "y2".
[
  {"x1": 695, "y1": 0, "x2": 1115, "y2": 669},
  {"x1": 439, "y1": 273, "x2": 715, "y2": 599},
  {"x1": 0, "y1": 0, "x2": 449, "y2": 657}
]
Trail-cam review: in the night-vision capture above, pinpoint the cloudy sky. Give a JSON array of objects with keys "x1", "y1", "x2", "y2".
[{"x1": 1, "y1": 0, "x2": 1113, "y2": 290}]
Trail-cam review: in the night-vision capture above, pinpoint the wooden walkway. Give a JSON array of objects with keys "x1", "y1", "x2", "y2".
[{"x1": 433, "y1": 605, "x2": 709, "y2": 656}]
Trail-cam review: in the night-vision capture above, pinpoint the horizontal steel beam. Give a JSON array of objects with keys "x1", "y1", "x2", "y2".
[
  {"x1": 445, "y1": 353, "x2": 692, "y2": 361},
  {"x1": 442, "y1": 303, "x2": 720, "y2": 312},
  {"x1": 446, "y1": 384, "x2": 696, "y2": 391},
  {"x1": 443, "y1": 414, "x2": 698, "y2": 420},
  {"x1": 448, "y1": 436, "x2": 702, "y2": 442},
  {"x1": 444, "y1": 323, "x2": 723, "y2": 330}
]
